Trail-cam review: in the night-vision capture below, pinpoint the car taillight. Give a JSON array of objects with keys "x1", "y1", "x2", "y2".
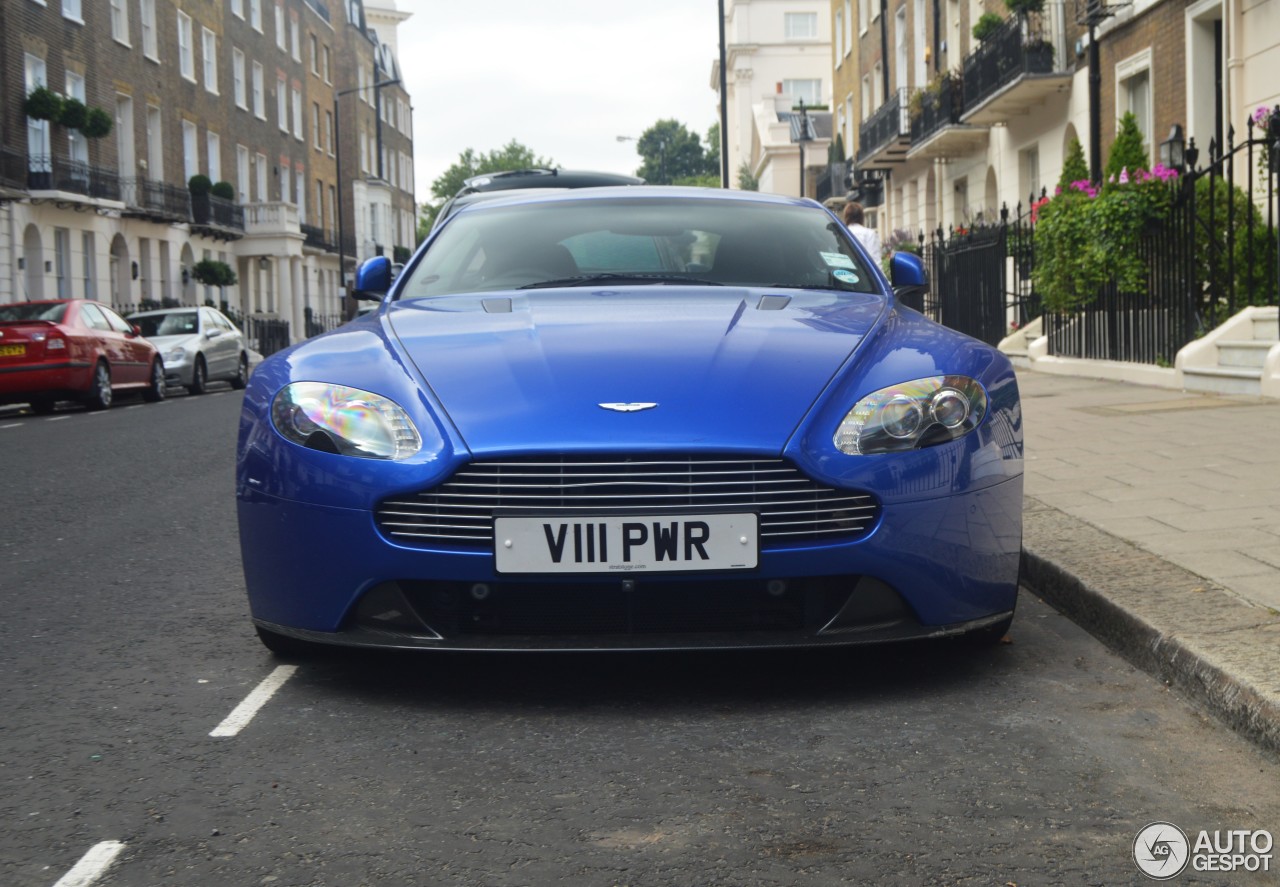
[{"x1": 46, "y1": 335, "x2": 66, "y2": 350}]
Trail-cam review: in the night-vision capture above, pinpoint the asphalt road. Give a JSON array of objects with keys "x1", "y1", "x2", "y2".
[{"x1": 1, "y1": 389, "x2": 1277, "y2": 886}]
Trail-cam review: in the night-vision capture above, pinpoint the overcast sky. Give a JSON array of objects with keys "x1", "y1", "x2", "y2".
[{"x1": 394, "y1": 1, "x2": 723, "y2": 205}]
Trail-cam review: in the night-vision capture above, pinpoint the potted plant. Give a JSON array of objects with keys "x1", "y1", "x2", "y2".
[
  {"x1": 24, "y1": 86, "x2": 63, "y2": 121},
  {"x1": 972, "y1": 12, "x2": 1005, "y2": 43},
  {"x1": 1005, "y1": 0, "x2": 1044, "y2": 15},
  {"x1": 189, "y1": 174, "x2": 213, "y2": 223},
  {"x1": 1024, "y1": 39, "x2": 1054, "y2": 72},
  {"x1": 58, "y1": 97, "x2": 88, "y2": 131},
  {"x1": 211, "y1": 181, "x2": 236, "y2": 201},
  {"x1": 81, "y1": 107, "x2": 113, "y2": 139}
]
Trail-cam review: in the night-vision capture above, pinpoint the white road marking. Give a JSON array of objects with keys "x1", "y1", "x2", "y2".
[
  {"x1": 1, "y1": 423, "x2": 19, "y2": 429},
  {"x1": 47, "y1": 415, "x2": 70, "y2": 421},
  {"x1": 210, "y1": 665, "x2": 297, "y2": 737},
  {"x1": 52, "y1": 841, "x2": 125, "y2": 887}
]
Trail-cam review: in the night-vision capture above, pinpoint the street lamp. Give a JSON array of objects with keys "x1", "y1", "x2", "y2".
[
  {"x1": 335, "y1": 76, "x2": 399, "y2": 315},
  {"x1": 1159, "y1": 124, "x2": 1185, "y2": 171}
]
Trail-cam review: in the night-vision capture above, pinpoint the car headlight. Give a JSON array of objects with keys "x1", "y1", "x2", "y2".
[
  {"x1": 834, "y1": 375, "x2": 988, "y2": 455},
  {"x1": 271, "y1": 382, "x2": 422, "y2": 460},
  {"x1": 166, "y1": 346, "x2": 188, "y2": 363}
]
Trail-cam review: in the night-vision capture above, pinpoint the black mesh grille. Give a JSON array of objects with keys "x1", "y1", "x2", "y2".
[{"x1": 376, "y1": 456, "x2": 879, "y2": 548}]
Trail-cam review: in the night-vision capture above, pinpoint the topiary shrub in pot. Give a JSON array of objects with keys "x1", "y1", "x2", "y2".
[{"x1": 24, "y1": 86, "x2": 64, "y2": 121}]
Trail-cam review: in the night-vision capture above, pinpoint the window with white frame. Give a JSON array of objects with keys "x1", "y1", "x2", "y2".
[
  {"x1": 312, "y1": 103, "x2": 321, "y2": 148},
  {"x1": 62, "y1": 0, "x2": 82, "y2": 22},
  {"x1": 82, "y1": 232, "x2": 96, "y2": 301},
  {"x1": 233, "y1": 48, "x2": 247, "y2": 108},
  {"x1": 183, "y1": 119, "x2": 199, "y2": 181},
  {"x1": 859, "y1": 0, "x2": 869, "y2": 32},
  {"x1": 66, "y1": 72, "x2": 88, "y2": 166},
  {"x1": 295, "y1": 169, "x2": 305, "y2": 218},
  {"x1": 845, "y1": 0, "x2": 853, "y2": 52},
  {"x1": 1117, "y1": 50, "x2": 1153, "y2": 161},
  {"x1": 236, "y1": 144, "x2": 250, "y2": 202},
  {"x1": 277, "y1": 75, "x2": 288, "y2": 131},
  {"x1": 861, "y1": 74, "x2": 872, "y2": 120},
  {"x1": 250, "y1": 0, "x2": 262, "y2": 32},
  {"x1": 202, "y1": 28, "x2": 218, "y2": 93},
  {"x1": 146, "y1": 104, "x2": 163, "y2": 181},
  {"x1": 141, "y1": 0, "x2": 157, "y2": 59},
  {"x1": 178, "y1": 12, "x2": 195, "y2": 80},
  {"x1": 359, "y1": 128, "x2": 368, "y2": 173},
  {"x1": 292, "y1": 86, "x2": 303, "y2": 140},
  {"x1": 322, "y1": 45, "x2": 331, "y2": 83},
  {"x1": 873, "y1": 62, "x2": 883, "y2": 110},
  {"x1": 111, "y1": 0, "x2": 130, "y2": 44},
  {"x1": 835, "y1": 8, "x2": 845, "y2": 62},
  {"x1": 280, "y1": 161, "x2": 290, "y2": 203},
  {"x1": 207, "y1": 130, "x2": 221, "y2": 183},
  {"x1": 325, "y1": 110, "x2": 333, "y2": 154},
  {"x1": 290, "y1": 19, "x2": 300, "y2": 61},
  {"x1": 315, "y1": 180, "x2": 325, "y2": 230},
  {"x1": 309, "y1": 34, "x2": 319, "y2": 74},
  {"x1": 275, "y1": 4, "x2": 286, "y2": 50},
  {"x1": 252, "y1": 61, "x2": 265, "y2": 119},
  {"x1": 783, "y1": 79, "x2": 822, "y2": 106},
  {"x1": 255, "y1": 152, "x2": 267, "y2": 201},
  {"x1": 785, "y1": 12, "x2": 818, "y2": 39},
  {"x1": 1020, "y1": 144, "x2": 1041, "y2": 201},
  {"x1": 231, "y1": 0, "x2": 244, "y2": 19}
]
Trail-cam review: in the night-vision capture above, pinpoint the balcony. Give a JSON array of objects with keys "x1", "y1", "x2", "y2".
[
  {"x1": 908, "y1": 74, "x2": 990, "y2": 161},
  {"x1": 27, "y1": 155, "x2": 121, "y2": 203},
  {"x1": 121, "y1": 178, "x2": 191, "y2": 223},
  {"x1": 961, "y1": 4, "x2": 1072, "y2": 125},
  {"x1": 301, "y1": 223, "x2": 336, "y2": 252},
  {"x1": 0, "y1": 147, "x2": 26, "y2": 196},
  {"x1": 857, "y1": 87, "x2": 912, "y2": 169},
  {"x1": 191, "y1": 193, "x2": 245, "y2": 241}
]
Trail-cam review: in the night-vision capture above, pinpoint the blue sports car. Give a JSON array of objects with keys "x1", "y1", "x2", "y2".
[{"x1": 236, "y1": 187, "x2": 1023, "y2": 654}]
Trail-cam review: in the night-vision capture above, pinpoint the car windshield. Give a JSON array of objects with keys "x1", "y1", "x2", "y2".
[
  {"x1": 401, "y1": 197, "x2": 879, "y2": 299},
  {"x1": 0, "y1": 303, "x2": 67, "y2": 323},
  {"x1": 132, "y1": 312, "x2": 199, "y2": 337}
]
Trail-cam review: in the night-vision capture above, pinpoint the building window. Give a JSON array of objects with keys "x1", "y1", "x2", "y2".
[
  {"x1": 62, "y1": 0, "x2": 82, "y2": 22},
  {"x1": 1117, "y1": 50, "x2": 1153, "y2": 160},
  {"x1": 312, "y1": 103, "x2": 321, "y2": 148},
  {"x1": 295, "y1": 169, "x2": 305, "y2": 219},
  {"x1": 783, "y1": 79, "x2": 822, "y2": 106},
  {"x1": 785, "y1": 12, "x2": 818, "y2": 39},
  {"x1": 111, "y1": 0, "x2": 130, "y2": 44},
  {"x1": 250, "y1": 0, "x2": 263, "y2": 32},
  {"x1": 859, "y1": 0, "x2": 869, "y2": 33},
  {"x1": 277, "y1": 75, "x2": 288, "y2": 131},
  {"x1": 146, "y1": 104, "x2": 163, "y2": 181},
  {"x1": 290, "y1": 19, "x2": 300, "y2": 61},
  {"x1": 1021, "y1": 144, "x2": 1041, "y2": 201},
  {"x1": 231, "y1": 0, "x2": 243, "y2": 19},
  {"x1": 178, "y1": 12, "x2": 195, "y2": 80},
  {"x1": 835, "y1": 9, "x2": 845, "y2": 63},
  {"x1": 233, "y1": 49, "x2": 247, "y2": 108},
  {"x1": 82, "y1": 232, "x2": 96, "y2": 301},
  {"x1": 183, "y1": 119, "x2": 199, "y2": 182},
  {"x1": 207, "y1": 130, "x2": 221, "y2": 183},
  {"x1": 322, "y1": 45, "x2": 331, "y2": 83},
  {"x1": 236, "y1": 144, "x2": 250, "y2": 202},
  {"x1": 316, "y1": 180, "x2": 325, "y2": 229},
  {"x1": 255, "y1": 152, "x2": 267, "y2": 201},
  {"x1": 280, "y1": 161, "x2": 290, "y2": 203},
  {"x1": 66, "y1": 72, "x2": 88, "y2": 167},
  {"x1": 310, "y1": 34, "x2": 319, "y2": 73},
  {"x1": 292, "y1": 86, "x2": 303, "y2": 140},
  {"x1": 202, "y1": 29, "x2": 218, "y2": 93},
  {"x1": 252, "y1": 61, "x2": 265, "y2": 119},
  {"x1": 140, "y1": 0, "x2": 158, "y2": 59},
  {"x1": 275, "y1": 4, "x2": 286, "y2": 50},
  {"x1": 861, "y1": 74, "x2": 872, "y2": 121},
  {"x1": 844, "y1": 0, "x2": 853, "y2": 53},
  {"x1": 325, "y1": 110, "x2": 333, "y2": 154}
]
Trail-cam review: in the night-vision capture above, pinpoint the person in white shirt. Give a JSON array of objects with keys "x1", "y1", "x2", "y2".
[{"x1": 842, "y1": 201, "x2": 883, "y2": 266}]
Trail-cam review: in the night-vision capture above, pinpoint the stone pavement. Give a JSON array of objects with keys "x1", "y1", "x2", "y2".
[{"x1": 1015, "y1": 369, "x2": 1280, "y2": 755}]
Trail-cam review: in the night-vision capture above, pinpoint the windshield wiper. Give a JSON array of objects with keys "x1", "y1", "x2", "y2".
[{"x1": 519, "y1": 273, "x2": 724, "y2": 289}]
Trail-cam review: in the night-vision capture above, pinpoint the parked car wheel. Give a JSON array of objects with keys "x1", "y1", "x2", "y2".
[
  {"x1": 83, "y1": 361, "x2": 112, "y2": 411},
  {"x1": 143, "y1": 360, "x2": 167, "y2": 402},
  {"x1": 231, "y1": 354, "x2": 249, "y2": 390},
  {"x1": 188, "y1": 357, "x2": 207, "y2": 395}
]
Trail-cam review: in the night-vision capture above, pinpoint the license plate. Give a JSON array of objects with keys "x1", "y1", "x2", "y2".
[
  {"x1": 495, "y1": 513, "x2": 759, "y2": 574},
  {"x1": 0, "y1": 344, "x2": 25, "y2": 357}
]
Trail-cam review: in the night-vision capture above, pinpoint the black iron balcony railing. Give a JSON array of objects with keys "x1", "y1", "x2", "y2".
[
  {"x1": 815, "y1": 162, "x2": 851, "y2": 203},
  {"x1": 1, "y1": 147, "x2": 28, "y2": 191},
  {"x1": 911, "y1": 75, "x2": 965, "y2": 144},
  {"x1": 301, "y1": 223, "x2": 336, "y2": 252},
  {"x1": 857, "y1": 87, "x2": 911, "y2": 165},
  {"x1": 191, "y1": 192, "x2": 245, "y2": 232},
  {"x1": 27, "y1": 155, "x2": 121, "y2": 201},
  {"x1": 962, "y1": 12, "x2": 1059, "y2": 114},
  {"x1": 121, "y1": 178, "x2": 191, "y2": 221}
]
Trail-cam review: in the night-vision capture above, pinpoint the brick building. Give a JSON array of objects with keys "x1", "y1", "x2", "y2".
[{"x1": 0, "y1": 0, "x2": 415, "y2": 345}]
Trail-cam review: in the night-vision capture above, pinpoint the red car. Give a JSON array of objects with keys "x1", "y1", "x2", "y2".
[{"x1": 0, "y1": 300, "x2": 166, "y2": 413}]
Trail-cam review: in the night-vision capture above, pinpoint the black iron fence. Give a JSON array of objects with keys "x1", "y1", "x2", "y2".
[
  {"x1": 925, "y1": 113, "x2": 1279, "y2": 361},
  {"x1": 27, "y1": 155, "x2": 121, "y2": 200},
  {"x1": 245, "y1": 316, "x2": 291, "y2": 357},
  {"x1": 962, "y1": 12, "x2": 1059, "y2": 113},
  {"x1": 911, "y1": 74, "x2": 965, "y2": 144},
  {"x1": 857, "y1": 88, "x2": 910, "y2": 164}
]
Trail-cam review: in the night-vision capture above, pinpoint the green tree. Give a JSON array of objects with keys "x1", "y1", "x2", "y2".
[
  {"x1": 634, "y1": 119, "x2": 714, "y2": 185},
  {"x1": 1104, "y1": 112, "x2": 1149, "y2": 182},
  {"x1": 420, "y1": 140, "x2": 555, "y2": 226},
  {"x1": 737, "y1": 161, "x2": 760, "y2": 191},
  {"x1": 1057, "y1": 137, "x2": 1090, "y2": 192},
  {"x1": 704, "y1": 122, "x2": 722, "y2": 185}
]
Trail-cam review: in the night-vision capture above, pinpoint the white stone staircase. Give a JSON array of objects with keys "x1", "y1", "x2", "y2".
[{"x1": 1178, "y1": 306, "x2": 1280, "y2": 397}]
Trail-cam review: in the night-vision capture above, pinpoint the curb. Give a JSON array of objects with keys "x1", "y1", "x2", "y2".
[{"x1": 1020, "y1": 497, "x2": 1280, "y2": 758}]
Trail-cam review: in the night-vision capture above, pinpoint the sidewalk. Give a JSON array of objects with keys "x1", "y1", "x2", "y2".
[{"x1": 1015, "y1": 369, "x2": 1280, "y2": 755}]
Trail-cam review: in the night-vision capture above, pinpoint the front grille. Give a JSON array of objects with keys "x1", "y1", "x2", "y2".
[{"x1": 376, "y1": 456, "x2": 880, "y2": 548}]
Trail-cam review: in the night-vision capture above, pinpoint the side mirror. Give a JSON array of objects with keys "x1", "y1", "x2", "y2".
[
  {"x1": 889, "y1": 251, "x2": 929, "y2": 312},
  {"x1": 354, "y1": 256, "x2": 393, "y2": 300}
]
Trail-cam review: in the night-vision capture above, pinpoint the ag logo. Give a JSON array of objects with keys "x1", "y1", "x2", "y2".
[{"x1": 1134, "y1": 821, "x2": 1190, "y2": 880}]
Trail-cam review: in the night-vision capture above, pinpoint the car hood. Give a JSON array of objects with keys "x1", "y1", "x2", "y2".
[
  {"x1": 387, "y1": 288, "x2": 886, "y2": 454},
  {"x1": 146, "y1": 334, "x2": 201, "y2": 350}
]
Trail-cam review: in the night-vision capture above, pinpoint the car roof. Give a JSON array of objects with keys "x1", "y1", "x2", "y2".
[
  {"x1": 126, "y1": 307, "x2": 202, "y2": 316},
  {"x1": 451, "y1": 184, "x2": 819, "y2": 214},
  {"x1": 457, "y1": 168, "x2": 644, "y2": 196}
]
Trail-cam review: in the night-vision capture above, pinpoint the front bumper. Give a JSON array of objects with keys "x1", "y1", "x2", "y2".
[{"x1": 238, "y1": 475, "x2": 1022, "y2": 651}]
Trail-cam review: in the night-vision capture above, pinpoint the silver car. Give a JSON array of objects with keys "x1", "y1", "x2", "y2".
[{"x1": 128, "y1": 307, "x2": 249, "y2": 394}]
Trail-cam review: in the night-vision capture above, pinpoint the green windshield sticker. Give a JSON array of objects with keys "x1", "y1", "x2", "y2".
[
  {"x1": 833, "y1": 269, "x2": 860, "y2": 284},
  {"x1": 820, "y1": 252, "x2": 856, "y2": 269}
]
